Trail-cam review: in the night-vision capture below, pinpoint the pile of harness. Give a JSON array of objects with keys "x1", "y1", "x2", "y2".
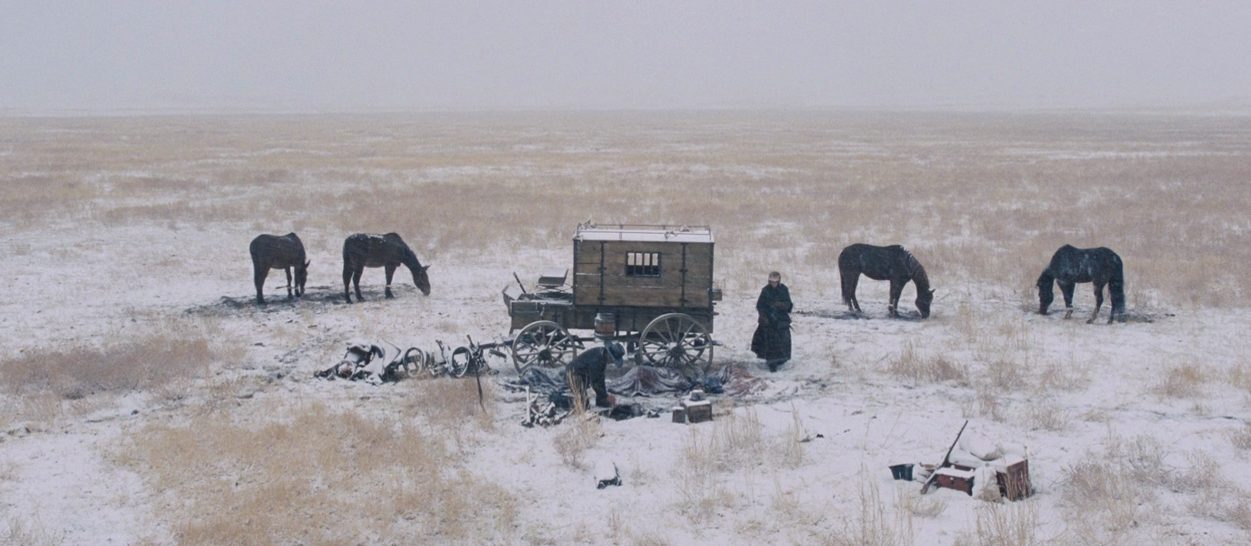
[{"x1": 315, "y1": 341, "x2": 426, "y2": 384}]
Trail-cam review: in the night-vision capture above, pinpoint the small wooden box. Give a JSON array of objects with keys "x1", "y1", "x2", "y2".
[
  {"x1": 671, "y1": 407, "x2": 686, "y2": 423},
  {"x1": 934, "y1": 466, "x2": 975, "y2": 496},
  {"x1": 684, "y1": 400, "x2": 713, "y2": 424}
]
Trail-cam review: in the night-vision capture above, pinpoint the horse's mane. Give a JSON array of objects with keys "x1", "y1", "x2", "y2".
[{"x1": 902, "y1": 248, "x2": 929, "y2": 288}]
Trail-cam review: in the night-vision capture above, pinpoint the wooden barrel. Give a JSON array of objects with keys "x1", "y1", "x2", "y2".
[{"x1": 593, "y1": 312, "x2": 616, "y2": 339}]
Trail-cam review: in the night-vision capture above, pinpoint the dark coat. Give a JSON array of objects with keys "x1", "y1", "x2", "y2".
[
  {"x1": 568, "y1": 346, "x2": 617, "y2": 408},
  {"x1": 751, "y1": 283, "x2": 792, "y2": 361}
]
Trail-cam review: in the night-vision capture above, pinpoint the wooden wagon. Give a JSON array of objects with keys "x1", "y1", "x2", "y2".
[{"x1": 502, "y1": 223, "x2": 721, "y2": 374}]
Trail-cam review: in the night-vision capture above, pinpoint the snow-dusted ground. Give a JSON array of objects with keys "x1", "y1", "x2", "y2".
[{"x1": 2, "y1": 113, "x2": 1250, "y2": 544}]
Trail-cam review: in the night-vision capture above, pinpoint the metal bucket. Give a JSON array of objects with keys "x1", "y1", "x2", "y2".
[{"x1": 889, "y1": 464, "x2": 914, "y2": 481}]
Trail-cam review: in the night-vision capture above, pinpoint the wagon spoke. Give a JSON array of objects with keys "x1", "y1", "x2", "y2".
[{"x1": 666, "y1": 319, "x2": 680, "y2": 343}]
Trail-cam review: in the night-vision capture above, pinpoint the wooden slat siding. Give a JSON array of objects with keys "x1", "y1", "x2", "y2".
[
  {"x1": 571, "y1": 307, "x2": 713, "y2": 333},
  {"x1": 572, "y1": 239, "x2": 715, "y2": 309},
  {"x1": 573, "y1": 276, "x2": 713, "y2": 306}
]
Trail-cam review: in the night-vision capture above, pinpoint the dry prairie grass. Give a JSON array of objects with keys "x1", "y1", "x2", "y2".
[
  {"x1": 118, "y1": 403, "x2": 516, "y2": 544},
  {"x1": 1023, "y1": 396, "x2": 1072, "y2": 431},
  {"x1": 963, "y1": 384, "x2": 1005, "y2": 421},
  {"x1": 1151, "y1": 361, "x2": 1209, "y2": 398},
  {"x1": 1230, "y1": 362, "x2": 1251, "y2": 393},
  {"x1": 397, "y1": 375, "x2": 496, "y2": 431},
  {"x1": 1059, "y1": 434, "x2": 1169, "y2": 541},
  {"x1": 1231, "y1": 423, "x2": 1251, "y2": 451},
  {"x1": 0, "y1": 336, "x2": 212, "y2": 400},
  {"x1": 3, "y1": 112, "x2": 1250, "y2": 308},
  {"x1": 1, "y1": 518, "x2": 61, "y2": 546},
  {"x1": 825, "y1": 477, "x2": 914, "y2": 546},
  {"x1": 0, "y1": 325, "x2": 218, "y2": 429},
  {"x1": 965, "y1": 502, "x2": 1040, "y2": 546},
  {"x1": 896, "y1": 489, "x2": 947, "y2": 519},
  {"x1": 1173, "y1": 451, "x2": 1251, "y2": 531},
  {"x1": 887, "y1": 342, "x2": 969, "y2": 386},
  {"x1": 553, "y1": 414, "x2": 603, "y2": 469},
  {"x1": 672, "y1": 409, "x2": 764, "y2": 519}
]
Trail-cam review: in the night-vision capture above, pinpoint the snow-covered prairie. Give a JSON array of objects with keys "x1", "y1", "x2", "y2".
[{"x1": 2, "y1": 112, "x2": 1250, "y2": 545}]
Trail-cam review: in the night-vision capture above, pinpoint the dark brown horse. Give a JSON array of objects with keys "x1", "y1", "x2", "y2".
[
  {"x1": 249, "y1": 233, "x2": 309, "y2": 305},
  {"x1": 1037, "y1": 244, "x2": 1125, "y2": 323},
  {"x1": 342, "y1": 233, "x2": 431, "y2": 303},
  {"x1": 838, "y1": 243, "x2": 934, "y2": 318}
]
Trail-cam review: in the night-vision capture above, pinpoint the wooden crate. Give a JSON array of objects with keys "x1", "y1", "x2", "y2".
[
  {"x1": 677, "y1": 400, "x2": 712, "y2": 424},
  {"x1": 933, "y1": 466, "x2": 975, "y2": 496},
  {"x1": 996, "y1": 458, "x2": 1032, "y2": 501}
]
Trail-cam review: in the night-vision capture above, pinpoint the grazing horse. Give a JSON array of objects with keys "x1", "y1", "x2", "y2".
[
  {"x1": 342, "y1": 233, "x2": 431, "y2": 303},
  {"x1": 839, "y1": 244, "x2": 934, "y2": 318},
  {"x1": 1037, "y1": 244, "x2": 1125, "y2": 323},
  {"x1": 249, "y1": 233, "x2": 309, "y2": 305}
]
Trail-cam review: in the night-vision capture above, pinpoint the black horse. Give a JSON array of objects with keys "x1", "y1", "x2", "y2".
[
  {"x1": 1037, "y1": 245, "x2": 1125, "y2": 323},
  {"x1": 839, "y1": 244, "x2": 934, "y2": 318},
  {"x1": 342, "y1": 233, "x2": 431, "y2": 303},
  {"x1": 249, "y1": 233, "x2": 309, "y2": 305}
]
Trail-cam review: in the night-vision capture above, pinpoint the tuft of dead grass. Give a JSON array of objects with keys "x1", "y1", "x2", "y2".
[
  {"x1": 825, "y1": 477, "x2": 913, "y2": 546},
  {"x1": 1151, "y1": 361, "x2": 1209, "y2": 398},
  {"x1": 672, "y1": 409, "x2": 775, "y2": 520},
  {"x1": 896, "y1": 489, "x2": 947, "y2": 519},
  {"x1": 1230, "y1": 362, "x2": 1251, "y2": 393},
  {"x1": 1023, "y1": 396, "x2": 1071, "y2": 432},
  {"x1": 971, "y1": 502, "x2": 1040, "y2": 546},
  {"x1": 886, "y1": 343, "x2": 969, "y2": 386},
  {"x1": 2, "y1": 518, "x2": 61, "y2": 546},
  {"x1": 961, "y1": 383, "x2": 1005, "y2": 422},
  {"x1": 1059, "y1": 434, "x2": 1169, "y2": 541},
  {"x1": 553, "y1": 415, "x2": 603, "y2": 469},
  {"x1": 398, "y1": 375, "x2": 496, "y2": 432},
  {"x1": 0, "y1": 335, "x2": 213, "y2": 400},
  {"x1": 118, "y1": 403, "x2": 516, "y2": 544},
  {"x1": 1231, "y1": 423, "x2": 1251, "y2": 451}
]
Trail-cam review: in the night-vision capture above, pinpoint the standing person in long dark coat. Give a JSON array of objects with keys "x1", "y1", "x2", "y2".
[{"x1": 751, "y1": 271, "x2": 793, "y2": 372}]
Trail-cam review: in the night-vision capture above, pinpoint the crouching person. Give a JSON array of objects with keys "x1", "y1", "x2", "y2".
[{"x1": 567, "y1": 342, "x2": 625, "y2": 410}]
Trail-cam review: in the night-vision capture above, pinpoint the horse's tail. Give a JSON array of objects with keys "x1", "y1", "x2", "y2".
[
  {"x1": 1108, "y1": 253, "x2": 1126, "y2": 316},
  {"x1": 837, "y1": 247, "x2": 855, "y2": 305},
  {"x1": 342, "y1": 235, "x2": 357, "y2": 270},
  {"x1": 249, "y1": 235, "x2": 268, "y2": 268}
]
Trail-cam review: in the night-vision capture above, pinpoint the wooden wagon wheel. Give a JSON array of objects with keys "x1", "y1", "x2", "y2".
[
  {"x1": 511, "y1": 320, "x2": 582, "y2": 374},
  {"x1": 639, "y1": 313, "x2": 712, "y2": 374}
]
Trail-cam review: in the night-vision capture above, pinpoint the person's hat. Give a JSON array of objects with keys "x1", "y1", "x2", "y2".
[{"x1": 607, "y1": 342, "x2": 625, "y2": 366}]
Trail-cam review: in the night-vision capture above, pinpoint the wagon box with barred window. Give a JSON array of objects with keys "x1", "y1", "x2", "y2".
[{"x1": 502, "y1": 223, "x2": 721, "y2": 376}]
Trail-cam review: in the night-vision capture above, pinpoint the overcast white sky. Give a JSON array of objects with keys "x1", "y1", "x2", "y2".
[{"x1": 3, "y1": 1, "x2": 1250, "y2": 113}]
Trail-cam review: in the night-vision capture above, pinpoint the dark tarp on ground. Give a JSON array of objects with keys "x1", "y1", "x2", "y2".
[{"x1": 506, "y1": 365, "x2": 696, "y2": 397}]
